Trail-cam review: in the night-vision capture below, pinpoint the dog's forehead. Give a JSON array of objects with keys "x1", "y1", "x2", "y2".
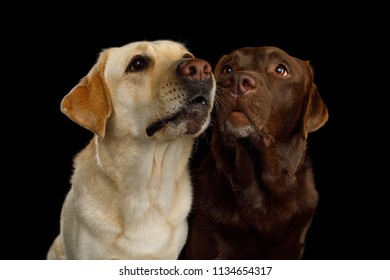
[
  {"x1": 225, "y1": 46, "x2": 301, "y2": 67},
  {"x1": 106, "y1": 40, "x2": 191, "y2": 68}
]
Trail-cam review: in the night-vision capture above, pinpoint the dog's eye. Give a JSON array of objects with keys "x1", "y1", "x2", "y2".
[
  {"x1": 275, "y1": 64, "x2": 289, "y2": 76},
  {"x1": 126, "y1": 55, "x2": 149, "y2": 72},
  {"x1": 221, "y1": 65, "x2": 233, "y2": 75}
]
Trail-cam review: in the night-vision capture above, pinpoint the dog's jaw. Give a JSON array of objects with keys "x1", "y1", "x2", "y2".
[
  {"x1": 222, "y1": 111, "x2": 255, "y2": 138},
  {"x1": 146, "y1": 78, "x2": 216, "y2": 139},
  {"x1": 219, "y1": 109, "x2": 274, "y2": 147},
  {"x1": 146, "y1": 99, "x2": 212, "y2": 139}
]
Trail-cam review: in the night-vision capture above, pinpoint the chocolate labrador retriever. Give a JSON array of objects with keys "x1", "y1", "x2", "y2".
[{"x1": 181, "y1": 46, "x2": 328, "y2": 259}]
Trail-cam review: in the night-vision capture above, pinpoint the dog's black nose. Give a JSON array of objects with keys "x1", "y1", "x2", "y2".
[{"x1": 178, "y1": 58, "x2": 212, "y2": 82}]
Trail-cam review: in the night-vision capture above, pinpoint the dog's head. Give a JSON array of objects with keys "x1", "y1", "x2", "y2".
[
  {"x1": 60, "y1": 40, "x2": 216, "y2": 140},
  {"x1": 213, "y1": 46, "x2": 328, "y2": 146}
]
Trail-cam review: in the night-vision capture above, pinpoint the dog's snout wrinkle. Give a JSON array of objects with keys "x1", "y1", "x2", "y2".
[{"x1": 178, "y1": 58, "x2": 212, "y2": 82}]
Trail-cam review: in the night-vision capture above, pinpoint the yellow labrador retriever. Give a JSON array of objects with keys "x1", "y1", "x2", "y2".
[{"x1": 47, "y1": 40, "x2": 216, "y2": 259}]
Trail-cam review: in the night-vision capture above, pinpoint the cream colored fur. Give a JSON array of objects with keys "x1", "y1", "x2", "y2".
[{"x1": 47, "y1": 40, "x2": 216, "y2": 259}]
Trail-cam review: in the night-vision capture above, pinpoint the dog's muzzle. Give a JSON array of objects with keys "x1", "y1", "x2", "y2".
[{"x1": 146, "y1": 58, "x2": 215, "y2": 137}]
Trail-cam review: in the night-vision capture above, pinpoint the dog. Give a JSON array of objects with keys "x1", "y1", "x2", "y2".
[
  {"x1": 181, "y1": 46, "x2": 328, "y2": 259},
  {"x1": 47, "y1": 40, "x2": 216, "y2": 260}
]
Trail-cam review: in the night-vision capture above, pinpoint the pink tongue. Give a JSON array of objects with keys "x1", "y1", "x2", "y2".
[{"x1": 228, "y1": 111, "x2": 250, "y2": 127}]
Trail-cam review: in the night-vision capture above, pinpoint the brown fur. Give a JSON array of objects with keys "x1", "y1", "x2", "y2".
[{"x1": 181, "y1": 46, "x2": 328, "y2": 259}]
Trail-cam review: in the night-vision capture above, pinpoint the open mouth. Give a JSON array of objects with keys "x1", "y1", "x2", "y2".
[{"x1": 146, "y1": 95, "x2": 208, "y2": 137}]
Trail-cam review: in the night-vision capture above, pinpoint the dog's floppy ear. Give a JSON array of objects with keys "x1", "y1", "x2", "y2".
[
  {"x1": 60, "y1": 51, "x2": 112, "y2": 138},
  {"x1": 302, "y1": 63, "x2": 329, "y2": 139}
]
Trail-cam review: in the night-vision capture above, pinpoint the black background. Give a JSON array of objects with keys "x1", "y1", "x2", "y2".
[{"x1": 2, "y1": 6, "x2": 388, "y2": 260}]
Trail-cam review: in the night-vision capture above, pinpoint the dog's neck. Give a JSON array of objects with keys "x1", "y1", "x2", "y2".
[
  {"x1": 212, "y1": 131, "x2": 310, "y2": 195},
  {"x1": 89, "y1": 135, "x2": 194, "y2": 193}
]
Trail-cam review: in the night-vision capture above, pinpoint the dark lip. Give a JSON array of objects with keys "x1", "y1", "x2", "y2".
[
  {"x1": 223, "y1": 109, "x2": 251, "y2": 126},
  {"x1": 222, "y1": 106, "x2": 247, "y2": 121},
  {"x1": 146, "y1": 95, "x2": 208, "y2": 137}
]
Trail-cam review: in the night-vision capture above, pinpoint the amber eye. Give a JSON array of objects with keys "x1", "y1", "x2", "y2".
[
  {"x1": 220, "y1": 65, "x2": 233, "y2": 75},
  {"x1": 126, "y1": 55, "x2": 149, "y2": 72},
  {"x1": 275, "y1": 64, "x2": 288, "y2": 76}
]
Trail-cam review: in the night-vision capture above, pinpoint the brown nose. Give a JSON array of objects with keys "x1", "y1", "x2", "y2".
[
  {"x1": 224, "y1": 73, "x2": 256, "y2": 95},
  {"x1": 178, "y1": 58, "x2": 212, "y2": 81}
]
